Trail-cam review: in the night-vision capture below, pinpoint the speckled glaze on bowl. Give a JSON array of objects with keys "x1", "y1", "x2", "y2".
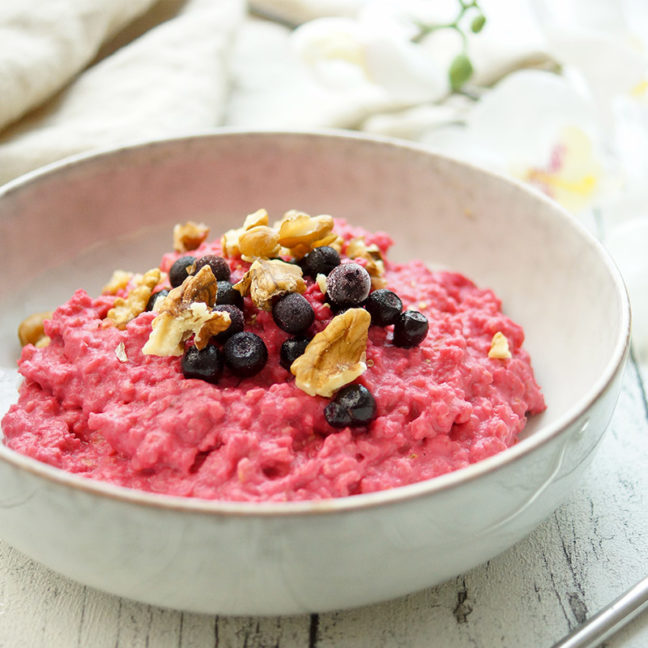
[{"x1": 0, "y1": 131, "x2": 630, "y2": 615}]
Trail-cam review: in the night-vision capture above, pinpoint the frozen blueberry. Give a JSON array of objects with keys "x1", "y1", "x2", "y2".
[
  {"x1": 223, "y1": 332, "x2": 268, "y2": 377},
  {"x1": 280, "y1": 336, "x2": 311, "y2": 370},
  {"x1": 324, "y1": 384, "x2": 376, "y2": 428},
  {"x1": 216, "y1": 280, "x2": 244, "y2": 309},
  {"x1": 326, "y1": 263, "x2": 371, "y2": 307},
  {"x1": 146, "y1": 289, "x2": 169, "y2": 312},
  {"x1": 169, "y1": 255, "x2": 196, "y2": 288},
  {"x1": 181, "y1": 344, "x2": 224, "y2": 383},
  {"x1": 393, "y1": 310, "x2": 429, "y2": 348},
  {"x1": 365, "y1": 289, "x2": 402, "y2": 326},
  {"x1": 212, "y1": 304, "x2": 244, "y2": 341},
  {"x1": 272, "y1": 292, "x2": 315, "y2": 334},
  {"x1": 193, "y1": 254, "x2": 231, "y2": 281},
  {"x1": 300, "y1": 246, "x2": 341, "y2": 278}
]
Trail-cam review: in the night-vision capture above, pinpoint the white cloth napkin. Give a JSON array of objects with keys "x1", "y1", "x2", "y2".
[{"x1": 0, "y1": 0, "x2": 244, "y2": 185}]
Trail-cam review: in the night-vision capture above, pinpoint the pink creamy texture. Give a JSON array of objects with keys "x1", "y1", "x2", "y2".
[{"x1": 2, "y1": 221, "x2": 545, "y2": 501}]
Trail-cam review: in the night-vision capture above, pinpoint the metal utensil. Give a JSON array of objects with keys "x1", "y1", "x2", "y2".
[{"x1": 552, "y1": 575, "x2": 648, "y2": 648}]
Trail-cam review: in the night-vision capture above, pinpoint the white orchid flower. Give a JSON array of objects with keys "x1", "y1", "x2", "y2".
[
  {"x1": 291, "y1": 14, "x2": 449, "y2": 104},
  {"x1": 422, "y1": 70, "x2": 607, "y2": 214},
  {"x1": 530, "y1": 0, "x2": 648, "y2": 125}
]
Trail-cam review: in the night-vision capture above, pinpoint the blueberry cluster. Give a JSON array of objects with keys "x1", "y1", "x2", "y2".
[
  {"x1": 167, "y1": 254, "x2": 267, "y2": 383},
  {"x1": 163, "y1": 243, "x2": 429, "y2": 434},
  {"x1": 297, "y1": 245, "x2": 429, "y2": 429}
]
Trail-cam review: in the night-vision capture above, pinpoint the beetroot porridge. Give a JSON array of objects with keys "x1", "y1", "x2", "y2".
[{"x1": 1, "y1": 210, "x2": 545, "y2": 501}]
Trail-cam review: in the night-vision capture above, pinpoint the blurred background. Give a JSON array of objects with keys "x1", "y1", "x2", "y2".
[{"x1": 1, "y1": 0, "x2": 646, "y2": 359}]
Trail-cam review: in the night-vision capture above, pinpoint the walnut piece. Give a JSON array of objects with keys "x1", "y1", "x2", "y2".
[
  {"x1": 346, "y1": 237, "x2": 387, "y2": 289},
  {"x1": 102, "y1": 270, "x2": 134, "y2": 295},
  {"x1": 175, "y1": 264, "x2": 218, "y2": 306},
  {"x1": 239, "y1": 225, "x2": 281, "y2": 261},
  {"x1": 290, "y1": 308, "x2": 370, "y2": 397},
  {"x1": 143, "y1": 303, "x2": 231, "y2": 356},
  {"x1": 243, "y1": 208, "x2": 269, "y2": 230},
  {"x1": 173, "y1": 221, "x2": 210, "y2": 253},
  {"x1": 106, "y1": 268, "x2": 161, "y2": 329},
  {"x1": 142, "y1": 265, "x2": 231, "y2": 356},
  {"x1": 115, "y1": 342, "x2": 128, "y2": 362},
  {"x1": 221, "y1": 209, "x2": 269, "y2": 258},
  {"x1": 221, "y1": 228, "x2": 242, "y2": 258},
  {"x1": 18, "y1": 311, "x2": 53, "y2": 347},
  {"x1": 316, "y1": 273, "x2": 328, "y2": 295},
  {"x1": 488, "y1": 331, "x2": 512, "y2": 359},
  {"x1": 234, "y1": 258, "x2": 306, "y2": 311},
  {"x1": 276, "y1": 210, "x2": 335, "y2": 259}
]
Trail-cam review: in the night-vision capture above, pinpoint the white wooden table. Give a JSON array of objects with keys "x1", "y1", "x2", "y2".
[{"x1": 1, "y1": 355, "x2": 647, "y2": 648}]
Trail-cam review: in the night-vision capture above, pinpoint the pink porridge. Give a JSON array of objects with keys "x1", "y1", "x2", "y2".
[{"x1": 1, "y1": 211, "x2": 545, "y2": 501}]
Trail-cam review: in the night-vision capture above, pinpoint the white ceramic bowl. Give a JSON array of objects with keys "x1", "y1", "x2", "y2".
[{"x1": 0, "y1": 131, "x2": 630, "y2": 615}]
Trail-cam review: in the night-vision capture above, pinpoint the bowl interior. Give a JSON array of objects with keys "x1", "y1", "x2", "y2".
[{"x1": 0, "y1": 131, "x2": 627, "y2": 458}]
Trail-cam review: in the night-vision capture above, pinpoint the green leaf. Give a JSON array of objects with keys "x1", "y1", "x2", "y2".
[
  {"x1": 449, "y1": 53, "x2": 473, "y2": 90},
  {"x1": 470, "y1": 14, "x2": 486, "y2": 33}
]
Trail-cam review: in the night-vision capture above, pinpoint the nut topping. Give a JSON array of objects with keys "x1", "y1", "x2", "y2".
[
  {"x1": 238, "y1": 225, "x2": 281, "y2": 260},
  {"x1": 234, "y1": 258, "x2": 306, "y2": 311},
  {"x1": 488, "y1": 331, "x2": 512, "y2": 359},
  {"x1": 102, "y1": 270, "x2": 134, "y2": 295},
  {"x1": 221, "y1": 209, "x2": 270, "y2": 258},
  {"x1": 346, "y1": 237, "x2": 387, "y2": 289},
  {"x1": 174, "y1": 264, "x2": 218, "y2": 307},
  {"x1": 106, "y1": 268, "x2": 162, "y2": 329},
  {"x1": 142, "y1": 266, "x2": 231, "y2": 356},
  {"x1": 115, "y1": 342, "x2": 128, "y2": 362},
  {"x1": 173, "y1": 221, "x2": 210, "y2": 253},
  {"x1": 290, "y1": 308, "x2": 370, "y2": 397},
  {"x1": 143, "y1": 303, "x2": 231, "y2": 356},
  {"x1": 276, "y1": 210, "x2": 335, "y2": 259},
  {"x1": 316, "y1": 273, "x2": 328, "y2": 294},
  {"x1": 243, "y1": 208, "x2": 269, "y2": 230},
  {"x1": 221, "y1": 228, "x2": 242, "y2": 258},
  {"x1": 18, "y1": 311, "x2": 53, "y2": 347}
]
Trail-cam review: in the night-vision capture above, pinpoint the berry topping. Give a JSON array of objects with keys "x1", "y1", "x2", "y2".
[
  {"x1": 301, "y1": 246, "x2": 341, "y2": 278},
  {"x1": 216, "y1": 280, "x2": 244, "y2": 309},
  {"x1": 324, "y1": 384, "x2": 377, "y2": 428},
  {"x1": 181, "y1": 344, "x2": 224, "y2": 383},
  {"x1": 280, "y1": 336, "x2": 312, "y2": 370},
  {"x1": 169, "y1": 255, "x2": 196, "y2": 288},
  {"x1": 365, "y1": 289, "x2": 403, "y2": 326},
  {"x1": 223, "y1": 332, "x2": 268, "y2": 377},
  {"x1": 146, "y1": 289, "x2": 169, "y2": 312},
  {"x1": 272, "y1": 292, "x2": 315, "y2": 334},
  {"x1": 193, "y1": 255, "x2": 231, "y2": 281},
  {"x1": 326, "y1": 262, "x2": 371, "y2": 307},
  {"x1": 393, "y1": 310, "x2": 429, "y2": 348},
  {"x1": 212, "y1": 304, "x2": 244, "y2": 341}
]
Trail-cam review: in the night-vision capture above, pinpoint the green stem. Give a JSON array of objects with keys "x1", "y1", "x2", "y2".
[{"x1": 411, "y1": 0, "x2": 482, "y2": 46}]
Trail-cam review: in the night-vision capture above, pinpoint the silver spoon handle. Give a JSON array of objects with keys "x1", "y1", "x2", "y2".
[{"x1": 552, "y1": 576, "x2": 648, "y2": 648}]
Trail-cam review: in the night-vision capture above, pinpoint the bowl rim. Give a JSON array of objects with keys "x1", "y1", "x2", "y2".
[{"x1": 0, "y1": 128, "x2": 632, "y2": 518}]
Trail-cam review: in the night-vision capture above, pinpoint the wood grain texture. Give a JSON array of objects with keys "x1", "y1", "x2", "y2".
[{"x1": 1, "y1": 357, "x2": 647, "y2": 648}]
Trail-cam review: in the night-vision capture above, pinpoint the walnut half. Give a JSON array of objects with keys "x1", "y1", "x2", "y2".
[
  {"x1": 276, "y1": 210, "x2": 337, "y2": 259},
  {"x1": 142, "y1": 265, "x2": 230, "y2": 356},
  {"x1": 234, "y1": 258, "x2": 306, "y2": 311},
  {"x1": 290, "y1": 308, "x2": 371, "y2": 397}
]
